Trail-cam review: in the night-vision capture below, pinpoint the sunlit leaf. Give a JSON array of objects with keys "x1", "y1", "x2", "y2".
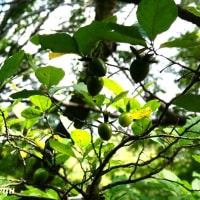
[
  {"x1": 160, "y1": 39, "x2": 200, "y2": 48},
  {"x1": 45, "y1": 189, "x2": 59, "y2": 199},
  {"x1": 131, "y1": 117, "x2": 152, "y2": 135},
  {"x1": 20, "y1": 150, "x2": 28, "y2": 159},
  {"x1": 21, "y1": 107, "x2": 43, "y2": 119},
  {"x1": 111, "y1": 97, "x2": 141, "y2": 113},
  {"x1": 0, "y1": 50, "x2": 24, "y2": 83},
  {"x1": 192, "y1": 178, "x2": 200, "y2": 190},
  {"x1": 107, "y1": 91, "x2": 128, "y2": 107},
  {"x1": 143, "y1": 99, "x2": 160, "y2": 112},
  {"x1": 21, "y1": 185, "x2": 58, "y2": 199},
  {"x1": 184, "y1": 5, "x2": 200, "y2": 17},
  {"x1": 178, "y1": 180, "x2": 192, "y2": 190},
  {"x1": 30, "y1": 95, "x2": 52, "y2": 112},
  {"x1": 71, "y1": 129, "x2": 91, "y2": 147},
  {"x1": 35, "y1": 66, "x2": 65, "y2": 88},
  {"x1": 131, "y1": 107, "x2": 152, "y2": 120},
  {"x1": 150, "y1": 132, "x2": 165, "y2": 147},
  {"x1": 103, "y1": 77, "x2": 124, "y2": 95},
  {"x1": 137, "y1": 0, "x2": 177, "y2": 40},
  {"x1": 49, "y1": 52, "x2": 66, "y2": 59},
  {"x1": 193, "y1": 171, "x2": 200, "y2": 179},
  {"x1": 49, "y1": 138, "x2": 75, "y2": 157},
  {"x1": 192, "y1": 155, "x2": 200, "y2": 163},
  {"x1": 158, "y1": 169, "x2": 179, "y2": 181}
]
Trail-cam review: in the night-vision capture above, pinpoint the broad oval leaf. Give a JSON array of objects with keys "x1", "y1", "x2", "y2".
[
  {"x1": 30, "y1": 95, "x2": 52, "y2": 112},
  {"x1": 10, "y1": 89, "x2": 43, "y2": 99},
  {"x1": 131, "y1": 117, "x2": 152, "y2": 135},
  {"x1": 192, "y1": 155, "x2": 200, "y2": 163},
  {"x1": 21, "y1": 107, "x2": 43, "y2": 119},
  {"x1": 74, "y1": 21, "x2": 146, "y2": 55},
  {"x1": 172, "y1": 94, "x2": 200, "y2": 112},
  {"x1": 31, "y1": 33, "x2": 80, "y2": 55},
  {"x1": 137, "y1": 0, "x2": 177, "y2": 40},
  {"x1": 35, "y1": 66, "x2": 65, "y2": 88},
  {"x1": 107, "y1": 91, "x2": 128, "y2": 107},
  {"x1": 143, "y1": 99, "x2": 161, "y2": 112},
  {"x1": 71, "y1": 129, "x2": 91, "y2": 147},
  {"x1": 0, "y1": 50, "x2": 24, "y2": 83},
  {"x1": 103, "y1": 77, "x2": 124, "y2": 95},
  {"x1": 48, "y1": 138, "x2": 75, "y2": 157}
]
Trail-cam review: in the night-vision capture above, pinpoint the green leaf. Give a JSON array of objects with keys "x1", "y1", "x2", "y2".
[
  {"x1": 160, "y1": 38, "x2": 200, "y2": 48},
  {"x1": 74, "y1": 21, "x2": 146, "y2": 55},
  {"x1": 103, "y1": 77, "x2": 124, "y2": 95},
  {"x1": 55, "y1": 154, "x2": 69, "y2": 165},
  {"x1": 111, "y1": 97, "x2": 141, "y2": 113},
  {"x1": 45, "y1": 189, "x2": 59, "y2": 199},
  {"x1": 0, "y1": 50, "x2": 24, "y2": 83},
  {"x1": 137, "y1": 0, "x2": 177, "y2": 40},
  {"x1": 192, "y1": 155, "x2": 200, "y2": 163},
  {"x1": 143, "y1": 99, "x2": 161, "y2": 112},
  {"x1": 73, "y1": 82, "x2": 96, "y2": 106},
  {"x1": 2, "y1": 196, "x2": 20, "y2": 200},
  {"x1": 71, "y1": 129, "x2": 91, "y2": 147},
  {"x1": 21, "y1": 107, "x2": 43, "y2": 119},
  {"x1": 21, "y1": 186, "x2": 47, "y2": 197},
  {"x1": 158, "y1": 169, "x2": 179, "y2": 181},
  {"x1": 150, "y1": 131, "x2": 165, "y2": 147},
  {"x1": 131, "y1": 117, "x2": 152, "y2": 135},
  {"x1": 30, "y1": 95, "x2": 52, "y2": 112},
  {"x1": 31, "y1": 33, "x2": 80, "y2": 55},
  {"x1": 10, "y1": 90, "x2": 43, "y2": 99},
  {"x1": 73, "y1": 82, "x2": 88, "y2": 93},
  {"x1": 48, "y1": 138, "x2": 75, "y2": 157},
  {"x1": 35, "y1": 66, "x2": 65, "y2": 88},
  {"x1": 182, "y1": 116, "x2": 200, "y2": 138},
  {"x1": 93, "y1": 94, "x2": 106, "y2": 108},
  {"x1": 184, "y1": 5, "x2": 200, "y2": 17},
  {"x1": 107, "y1": 91, "x2": 128, "y2": 107},
  {"x1": 192, "y1": 178, "x2": 200, "y2": 190},
  {"x1": 172, "y1": 94, "x2": 200, "y2": 112}
]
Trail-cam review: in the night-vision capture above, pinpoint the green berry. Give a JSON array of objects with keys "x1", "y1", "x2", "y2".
[
  {"x1": 88, "y1": 58, "x2": 107, "y2": 77},
  {"x1": 33, "y1": 168, "x2": 49, "y2": 184},
  {"x1": 119, "y1": 112, "x2": 133, "y2": 127},
  {"x1": 98, "y1": 122, "x2": 112, "y2": 141},
  {"x1": 87, "y1": 76, "x2": 103, "y2": 96},
  {"x1": 130, "y1": 57, "x2": 149, "y2": 83}
]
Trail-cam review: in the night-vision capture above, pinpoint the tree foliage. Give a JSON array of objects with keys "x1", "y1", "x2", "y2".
[{"x1": 0, "y1": 0, "x2": 200, "y2": 199}]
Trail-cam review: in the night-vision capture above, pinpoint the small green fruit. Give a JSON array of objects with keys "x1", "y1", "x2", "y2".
[
  {"x1": 88, "y1": 58, "x2": 107, "y2": 77},
  {"x1": 33, "y1": 167, "x2": 49, "y2": 184},
  {"x1": 87, "y1": 76, "x2": 103, "y2": 96},
  {"x1": 119, "y1": 112, "x2": 133, "y2": 127},
  {"x1": 130, "y1": 57, "x2": 149, "y2": 83},
  {"x1": 98, "y1": 122, "x2": 112, "y2": 141}
]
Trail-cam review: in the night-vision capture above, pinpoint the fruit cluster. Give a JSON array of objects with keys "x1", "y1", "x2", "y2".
[{"x1": 86, "y1": 57, "x2": 107, "y2": 96}]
